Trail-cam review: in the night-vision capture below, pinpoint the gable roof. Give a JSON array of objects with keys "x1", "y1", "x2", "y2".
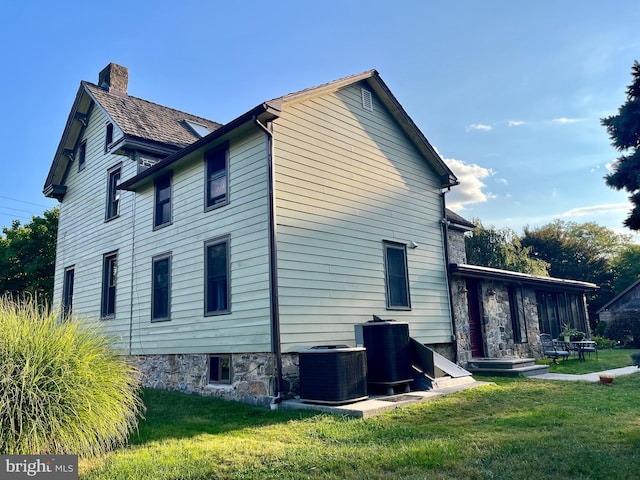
[
  {"x1": 119, "y1": 69, "x2": 458, "y2": 192},
  {"x1": 596, "y1": 279, "x2": 640, "y2": 313},
  {"x1": 43, "y1": 79, "x2": 221, "y2": 199}
]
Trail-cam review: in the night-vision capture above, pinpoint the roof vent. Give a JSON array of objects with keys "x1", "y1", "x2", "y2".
[{"x1": 361, "y1": 88, "x2": 373, "y2": 111}]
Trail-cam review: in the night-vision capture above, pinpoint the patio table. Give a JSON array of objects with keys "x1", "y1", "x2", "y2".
[{"x1": 569, "y1": 340, "x2": 597, "y2": 362}]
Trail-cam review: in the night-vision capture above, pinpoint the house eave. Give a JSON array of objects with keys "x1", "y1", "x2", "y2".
[
  {"x1": 449, "y1": 263, "x2": 598, "y2": 292},
  {"x1": 43, "y1": 184, "x2": 67, "y2": 201},
  {"x1": 119, "y1": 103, "x2": 281, "y2": 191}
]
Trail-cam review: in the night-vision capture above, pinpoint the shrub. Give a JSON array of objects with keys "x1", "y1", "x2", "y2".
[
  {"x1": 605, "y1": 309, "x2": 640, "y2": 348},
  {"x1": 594, "y1": 320, "x2": 607, "y2": 337},
  {"x1": 591, "y1": 335, "x2": 618, "y2": 349},
  {"x1": 631, "y1": 352, "x2": 640, "y2": 367},
  {"x1": 0, "y1": 297, "x2": 143, "y2": 456}
]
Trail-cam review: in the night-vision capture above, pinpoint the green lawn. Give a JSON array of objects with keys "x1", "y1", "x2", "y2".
[
  {"x1": 80, "y1": 350, "x2": 640, "y2": 480},
  {"x1": 535, "y1": 347, "x2": 640, "y2": 374}
]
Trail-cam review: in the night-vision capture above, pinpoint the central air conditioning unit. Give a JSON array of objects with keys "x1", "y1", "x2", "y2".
[
  {"x1": 298, "y1": 345, "x2": 368, "y2": 405},
  {"x1": 355, "y1": 318, "x2": 412, "y2": 395}
]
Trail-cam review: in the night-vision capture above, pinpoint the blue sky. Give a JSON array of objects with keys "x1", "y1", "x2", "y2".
[{"x1": 2, "y1": 1, "x2": 640, "y2": 242}]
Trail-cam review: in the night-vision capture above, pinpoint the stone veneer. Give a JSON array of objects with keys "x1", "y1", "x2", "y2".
[{"x1": 131, "y1": 352, "x2": 300, "y2": 407}]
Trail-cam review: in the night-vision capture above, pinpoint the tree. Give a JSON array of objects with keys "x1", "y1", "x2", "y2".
[
  {"x1": 465, "y1": 219, "x2": 549, "y2": 276},
  {"x1": 521, "y1": 220, "x2": 629, "y2": 321},
  {"x1": 611, "y1": 244, "x2": 640, "y2": 294},
  {"x1": 601, "y1": 60, "x2": 640, "y2": 230},
  {"x1": 0, "y1": 208, "x2": 58, "y2": 305}
]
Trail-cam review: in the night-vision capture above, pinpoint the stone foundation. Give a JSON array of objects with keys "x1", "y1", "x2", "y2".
[{"x1": 131, "y1": 352, "x2": 300, "y2": 407}]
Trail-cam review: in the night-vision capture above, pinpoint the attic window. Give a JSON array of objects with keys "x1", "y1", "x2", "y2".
[
  {"x1": 105, "y1": 123, "x2": 113, "y2": 151},
  {"x1": 185, "y1": 120, "x2": 212, "y2": 138},
  {"x1": 361, "y1": 88, "x2": 373, "y2": 112}
]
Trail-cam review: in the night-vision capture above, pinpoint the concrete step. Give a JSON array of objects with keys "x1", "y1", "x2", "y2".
[
  {"x1": 467, "y1": 364, "x2": 550, "y2": 377},
  {"x1": 467, "y1": 357, "x2": 537, "y2": 370}
]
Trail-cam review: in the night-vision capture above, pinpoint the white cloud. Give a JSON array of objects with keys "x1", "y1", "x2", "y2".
[
  {"x1": 466, "y1": 124, "x2": 493, "y2": 132},
  {"x1": 605, "y1": 162, "x2": 614, "y2": 171},
  {"x1": 558, "y1": 203, "x2": 630, "y2": 218},
  {"x1": 552, "y1": 117, "x2": 582, "y2": 124},
  {"x1": 443, "y1": 157, "x2": 495, "y2": 211},
  {"x1": 495, "y1": 178, "x2": 508, "y2": 185},
  {"x1": 508, "y1": 120, "x2": 525, "y2": 127}
]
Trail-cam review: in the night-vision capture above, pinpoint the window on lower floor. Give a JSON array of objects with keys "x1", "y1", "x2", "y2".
[
  {"x1": 536, "y1": 291, "x2": 588, "y2": 338},
  {"x1": 205, "y1": 236, "x2": 230, "y2": 315},
  {"x1": 383, "y1": 241, "x2": 411, "y2": 309},
  {"x1": 101, "y1": 252, "x2": 117, "y2": 318},
  {"x1": 508, "y1": 286, "x2": 528, "y2": 343},
  {"x1": 152, "y1": 254, "x2": 171, "y2": 321},
  {"x1": 209, "y1": 355, "x2": 231, "y2": 384},
  {"x1": 154, "y1": 173, "x2": 172, "y2": 229}
]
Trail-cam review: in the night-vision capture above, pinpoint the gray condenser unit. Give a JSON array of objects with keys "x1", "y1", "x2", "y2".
[{"x1": 298, "y1": 345, "x2": 368, "y2": 405}]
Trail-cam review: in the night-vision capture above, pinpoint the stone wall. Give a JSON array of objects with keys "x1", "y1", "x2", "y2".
[
  {"x1": 447, "y1": 227, "x2": 468, "y2": 264},
  {"x1": 131, "y1": 352, "x2": 300, "y2": 407}
]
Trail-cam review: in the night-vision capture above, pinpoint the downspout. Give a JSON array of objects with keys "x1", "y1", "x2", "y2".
[
  {"x1": 440, "y1": 189, "x2": 458, "y2": 363},
  {"x1": 253, "y1": 116, "x2": 283, "y2": 406}
]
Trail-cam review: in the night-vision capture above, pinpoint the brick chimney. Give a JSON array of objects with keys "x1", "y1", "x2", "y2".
[{"x1": 98, "y1": 63, "x2": 128, "y2": 95}]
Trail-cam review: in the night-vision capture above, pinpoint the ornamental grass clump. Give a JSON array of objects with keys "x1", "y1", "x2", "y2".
[{"x1": 0, "y1": 296, "x2": 143, "y2": 456}]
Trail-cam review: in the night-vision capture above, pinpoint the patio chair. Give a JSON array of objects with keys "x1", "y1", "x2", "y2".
[
  {"x1": 582, "y1": 342, "x2": 598, "y2": 360},
  {"x1": 540, "y1": 333, "x2": 570, "y2": 364}
]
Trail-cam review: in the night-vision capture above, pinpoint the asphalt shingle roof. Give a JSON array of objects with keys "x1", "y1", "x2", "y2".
[{"x1": 84, "y1": 82, "x2": 222, "y2": 149}]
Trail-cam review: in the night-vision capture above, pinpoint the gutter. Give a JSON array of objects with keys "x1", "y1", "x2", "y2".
[{"x1": 253, "y1": 116, "x2": 284, "y2": 407}]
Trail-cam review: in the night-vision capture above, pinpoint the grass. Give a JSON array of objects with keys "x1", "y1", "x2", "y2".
[
  {"x1": 80, "y1": 349, "x2": 640, "y2": 480},
  {"x1": 535, "y1": 347, "x2": 640, "y2": 374}
]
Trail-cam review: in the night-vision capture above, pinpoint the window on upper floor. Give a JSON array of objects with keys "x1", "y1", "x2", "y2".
[
  {"x1": 106, "y1": 165, "x2": 121, "y2": 221},
  {"x1": 77, "y1": 141, "x2": 86, "y2": 171},
  {"x1": 101, "y1": 252, "x2": 117, "y2": 318},
  {"x1": 205, "y1": 236, "x2": 230, "y2": 315},
  {"x1": 205, "y1": 144, "x2": 228, "y2": 210},
  {"x1": 105, "y1": 122, "x2": 113, "y2": 151},
  {"x1": 154, "y1": 173, "x2": 172, "y2": 229},
  {"x1": 62, "y1": 266, "x2": 75, "y2": 320},
  {"x1": 383, "y1": 241, "x2": 411, "y2": 310},
  {"x1": 152, "y1": 253, "x2": 171, "y2": 322}
]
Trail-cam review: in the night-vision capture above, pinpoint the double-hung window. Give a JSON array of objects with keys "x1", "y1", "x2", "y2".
[
  {"x1": 101, "y1": 252, "x2": 117, "y2": 318},
  {"x1": 205, "y1": 145, "x2": 228, "y2": 209},
  {"x1": 154, "y1": 173, "x2": 172, "y2": 228},
  {"x1": 106, "y1": 166, "x2": 121, "y2": 220},
  {"x1": 383, "y1": 241, "x2": 411, "y2": 310},
  {"x1": 152, "y1": 254, "x2": 171, "y2": 321},
  {"x1": 205, "y1": 236, "x2": 230, "y2": 315}
]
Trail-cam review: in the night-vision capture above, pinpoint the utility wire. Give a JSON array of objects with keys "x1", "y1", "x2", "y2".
[{"x1": 0, "y1": 195, "x2": 50, "y2": 209}]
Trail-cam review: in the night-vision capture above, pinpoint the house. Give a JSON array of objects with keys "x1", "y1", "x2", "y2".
[
  {"x1": 596, "y1": 279, "x2": 640, "y2": 323},
  {"x1": 445, "y1": 211, "x2": 597, "y2": 365},
  {"x1": 44, "y1": 64, "x2": 460, "y2": 405},
  {"x1": 43, "y1": 64, "x2": 598, "y2": 405}
]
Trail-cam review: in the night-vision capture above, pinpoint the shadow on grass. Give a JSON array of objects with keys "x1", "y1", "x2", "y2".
[{"x1": 130, "y1": 388, "x2": 318, "y2": 445}]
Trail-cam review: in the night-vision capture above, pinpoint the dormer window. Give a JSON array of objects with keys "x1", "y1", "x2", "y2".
[
  {"x1": 185, "y1": 120, "x2": 212, "y2": 138},
  {"x1": 105, "y1": 123, "x2": 113, "y2": 151}
]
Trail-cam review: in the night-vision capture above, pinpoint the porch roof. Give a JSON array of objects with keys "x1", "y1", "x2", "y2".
[{"x1": 449, "y1": 263, "x2": 598, "y2": 292}]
